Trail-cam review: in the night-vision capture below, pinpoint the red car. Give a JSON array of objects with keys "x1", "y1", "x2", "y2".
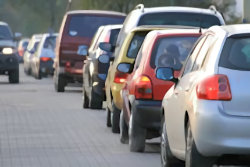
[
  {"x1": 119, "y1": 28, "x2": 201, "y2": 152},
  {"x1": 54, "y1": 10, "x2": 125, "y2": 92}
]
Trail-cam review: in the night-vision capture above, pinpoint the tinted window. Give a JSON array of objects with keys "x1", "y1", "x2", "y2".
[
  {"x1": 0, "y1": 25, "x2": 12, "y2": 40},
  {"x1": 138, "y1": 12, "x2": 221, "y2": 28},
  {"x1": 44, "y1": 36, "x2": 56, "y2": 50},
  {"x1": 110, "y1": 28, "x2": 120, "y2": 46},
  {"x1": 219, "y1": 37, "x2": 250, "y2": 71},
  {"x1": 68, "y1": 15, "x2": 124, "y2": 38},
  {"x1": 127, "y1": 32, "x2": 148, "y2": 58},
  {"x1": 151, "y1": 36, "x2": 199, "y2": 70}
]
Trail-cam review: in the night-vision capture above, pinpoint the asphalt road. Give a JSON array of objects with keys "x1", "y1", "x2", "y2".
[{"x1": 0, "y1": 65, "x2": 161, "y2": 167}]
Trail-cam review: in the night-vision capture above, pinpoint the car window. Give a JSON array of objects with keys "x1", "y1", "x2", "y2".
[
  {"x1": 110, "y1": 28, "x2": 120, "y2": 47},
  {"x1": 219, "y1": 36, "x2": 250, "y2": 71},
  {"x1": 192, "y1": 35, "x2": 215, "y2": 71},
  {"x1": 138, "y1": 12, "x2": 222, "y2": 28},
  {"x1": 150, "y1": 36, "x2": 199, "y2": 70},
  {"x1": 43, "y1": 36, "x2": 56, "y2": 50},
  {"x1": 68, "y1": 15, "x2": 124, "y2": 38},
  {"x1": 182, "y1": 36, "x2": 207, "y2": 76},
  {"x1": 22, "y1": 41, "x2": 29, "y2": 48},
  {"x1": 127, "y1": 31, "x2": 148, "y2": 58},
  {"x1": 0, "y1": 25, "x2": 12, "y2": 40}
]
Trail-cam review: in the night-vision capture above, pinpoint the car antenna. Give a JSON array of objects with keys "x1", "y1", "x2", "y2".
[{"x1": 66, "y1": 0, "x2": 72, "y2": 12}]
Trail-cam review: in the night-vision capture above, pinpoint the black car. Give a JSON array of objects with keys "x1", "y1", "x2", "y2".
[
  {"x1": 0, "y1": 21, "x2": 20, "y2": 83},
  {"x1": 82, "y1": 24, "x2": 122, "y2": 109}
]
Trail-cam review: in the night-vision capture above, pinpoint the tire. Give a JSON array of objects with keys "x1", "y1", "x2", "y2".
[
  {"x1": 9, "y1": 69, "x2": 19, "y2": 83},
  {"x1": 83, "y1": 88, "x2": 89, "y2": 109},
  {"x1": 185, "y1": 122, "x2": 216, "y2": 167},
  {"x1": 89, "y1": 87, "x2": 103, "y2": 109},
  {"x1": 54, "y1": 72, "x2": 65, "y2": 92},
  {"x1": 106, "y1": 107, "x2": 111, "y2": 127},
  {"x1": 129, "y1": 105, "x2": 146, "y2": 152},
  {"x1": 161, "y1": 117, "x2": 183, "y2": 167},
  {"x1": 111, "y1": 102, "x2": 121, "y2": 133},
  {"x1": 120, "y1": 110, "x2": 129, "y2": 144}
]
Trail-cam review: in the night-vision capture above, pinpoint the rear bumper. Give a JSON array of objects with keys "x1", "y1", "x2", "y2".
[
  {"x1": 133, "y1": 100, "x2": 162, "y2": 131},
  {"x1": 192, "y1": 100, "x2": 250, "y2": 156},
  {"x1": 0, "y1": 54, "x2": 19, "y2": 73},
  {"x1": 92, "y1": 73, "x2": 107, "y2": 100},
  {"x1": 40, "y1": 60, "x2": 54, "y2": 74},
  {"x1": 111, "y1": 83, "x2": 124, "y2": 110}
]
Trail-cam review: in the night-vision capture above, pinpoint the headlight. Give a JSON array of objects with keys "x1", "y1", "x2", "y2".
[{"x1": 2, "y1": 48, "x2": 14, "y2": 55}]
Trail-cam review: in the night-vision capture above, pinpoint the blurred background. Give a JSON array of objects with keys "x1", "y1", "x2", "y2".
[{"x1": 0, "y1": 0, "x2": 244, "y2": 37}]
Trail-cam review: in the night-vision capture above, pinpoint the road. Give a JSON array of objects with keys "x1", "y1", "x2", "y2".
[{"x1": 0, "y1": 65, "x2": 161, "y2": 167}]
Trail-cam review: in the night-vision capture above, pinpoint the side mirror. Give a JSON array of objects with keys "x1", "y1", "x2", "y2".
[
  {"x1": 98, "y1": 54, "x2": 110, "y2": 63},
  {"x1": 156, "y1": 67, "x2": 177, "y2": 82},
  {"x1": 117, "y1": 63, "x2": 133, "y2": 73},
  {"x1": 77, "y1": 45, "x2": 88, "y2": 56},
  {"x1": 99, "y1": 42, "x2": 112, "y2": 52},
  {"x1": 14, "y1": 32, "x2": 22, "y2": 41}
]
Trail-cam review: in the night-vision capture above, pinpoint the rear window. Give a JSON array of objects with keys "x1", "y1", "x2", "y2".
[
  {"x1": 127, "y1": 31, "x2": 148, "y2": 58},
  {"x1": 44, "y1": 36, "x2": 56, "y2": 50},
  {"x1": 0, "y1": 25, "x2": 12, "y2": 40},
  {"x1": 22, "y1": 41, "x2": 29, "y2": 48},
  {"x1": 150, "y1": 36, "x2": 199, "y2": 70},
  {"x1": 138, "y1": 12, "x2": 222, "y2": 28},
  {"x1": 219, "y1": 36, "x2": 250, "y2": 71},
  {"x1": 68, "y1": 15, "x2": 124, "y2": 38},
  {"x1": 110, "y1": 28, "x2": 120, "y2": 46}
]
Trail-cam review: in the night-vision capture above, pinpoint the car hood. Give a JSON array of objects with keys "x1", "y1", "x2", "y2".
[{"x1": 0, "y1": 40, "x2": 16, "y2": 47}]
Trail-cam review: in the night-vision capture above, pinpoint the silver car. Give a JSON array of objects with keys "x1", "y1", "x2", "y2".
[{"x1": 160, "y1": 24, "x2": 250, "y2": 167}]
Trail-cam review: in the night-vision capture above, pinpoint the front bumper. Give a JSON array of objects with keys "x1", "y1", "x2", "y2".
[
  {"x1": 192, "y1": 100, "x2": 250, "y2": 156},
  {"x1": 0, "y1": 54, "x2": 19, "y2": 73},
  {"x1": 133, "y1": 100, "x2": 162, "y2": 131}
]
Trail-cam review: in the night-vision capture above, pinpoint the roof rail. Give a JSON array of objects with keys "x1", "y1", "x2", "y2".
[
  {"x1": 209, "y1": 5, "x2": 217, "y2": 14},
  {"x1": 134, "y1": 4, "x2": 144, "y2": 12}
]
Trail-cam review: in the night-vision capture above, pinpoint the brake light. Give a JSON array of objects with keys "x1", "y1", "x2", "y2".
[
  {"x1": 40, "y1": 57, "x2": 51, "y2": 62},
  {"x1": 114, "y1": 71, "x2": 129, "y2": 84},
  {"x1": 135, "y1": 75, "x2": 152, "y2": 99},
  {"x1": 196, "y1": 74, "x2": 232, "y2": 100}
]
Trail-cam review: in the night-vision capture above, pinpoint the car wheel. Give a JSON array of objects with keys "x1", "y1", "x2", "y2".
[
  {"x1": 83, "y1": 87, "x2": 89, "y2": 109},
  {"x1": 161, "y1": 117, "x2": 183, "y2": 167},
  {"x1": 129, "y1": 105, "x2": 146, "y2": 152},
  {"x1": 185, "y1": 122, "x2": 216, "y2": 167},
  {"x1": 89, "y1": 87, "x2": 103, "y2": 109},
  {"x1": 9, "y1": 69, "x2": 19, "y2": 83},
  {"x1": 120, "y1": 110, "x2": 128, "y2": 144},
  {"x1": 111, "y1": 102, "x2": 120, "y2": 133},
  {"x1": 106, "y1": 107, "x2": 111, "y2": 127},
  {"x1": 54, "y1": 71, "x2": 65, "y2": 92}
]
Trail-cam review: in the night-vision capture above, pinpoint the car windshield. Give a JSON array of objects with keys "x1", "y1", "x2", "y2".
[
  {"x1": 151, "y1": 36, "x2": 199, "y2": 70},
  {"x1": 219, "y1": 36, "x2": 250, "y2": 71},
  {"x1": 127, "y1": 31, "x2": 148, "y2": 58},
  {"x1": 0, "y1": 25, "x2": 12, "y2": 40},
  {"x1": 138, "y1": 12, "x2": 222, "y2": 28},
  {"x1": 68, "y1": 15, "x2": 124, "y2": 38},
  {"x1": 43, "y1": 36, "x2": 56, "y2": 50}
]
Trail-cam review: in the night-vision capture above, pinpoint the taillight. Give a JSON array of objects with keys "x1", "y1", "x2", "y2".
[
  {"x1": 196, "y1": 74, "x2": 232, "y2": 100},
  {"x1": 40, "y1": 57, "x2": 51, "y2": 62},
  {"x1": 114, "y1": 71, "x2": 129, "y2": 84},
  {"x1": 135, "y1": 75, "x2": 152, "y2": 99}
]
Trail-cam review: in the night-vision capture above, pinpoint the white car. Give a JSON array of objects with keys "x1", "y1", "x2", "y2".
[
  {"x1": 31, "y1": 33, "x2": 58, "y2": 79},
  {"x1": 160, "y1": 24, "x2": 250, "y2": 167}
]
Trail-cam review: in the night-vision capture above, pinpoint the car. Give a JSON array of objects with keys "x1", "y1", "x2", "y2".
[
  {"x1": 0, "y1": 21, "x2": 20, "y2": 83},
  {"x1": 82, "y1": 24, "x2": 122, "y2": 109},
  {"x1": 53, "y1": 10, "x2": 126, "y2": 92},
  {"x1": 23, "y1": 34, "x2": 42, "y2": 75},
  {"x1": 105, "y1": 4, "x2": 225, "y2": 134},
  {"x1": 120, "y1": 28, "x2": 201, "y2": 152},
  {"x1": 161, "y1": 24, "x2": 250, "y2": 167},
  {"x1": 17, "y1": 38, "x2": 29, "y2": 62},
  {"x1": 30, "y1": 33, "x2": 58, "y2": 79},
  {"x1": 105, "y1": 25, "x2": 170, "y2": 133}
]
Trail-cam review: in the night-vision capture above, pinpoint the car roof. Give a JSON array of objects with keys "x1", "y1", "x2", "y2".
[
  {"x1": 0, "y1": 21, "x2": 8, "y2": 26},
  {"x1": 102, "y1": 24, "x2": 123, "y2": 30},
  {"x1": 131, "y1": 25, "x2": 200, "y2": 32},
  {"x1": 151, "y1": 28, "x2": 203, "y2": 36},
  {"x1": 66, "y1": 10, "x2": 126, "y2": 16},
  {"x1": 210, "y1": 24, "x2": 250, "y2": 37}
]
